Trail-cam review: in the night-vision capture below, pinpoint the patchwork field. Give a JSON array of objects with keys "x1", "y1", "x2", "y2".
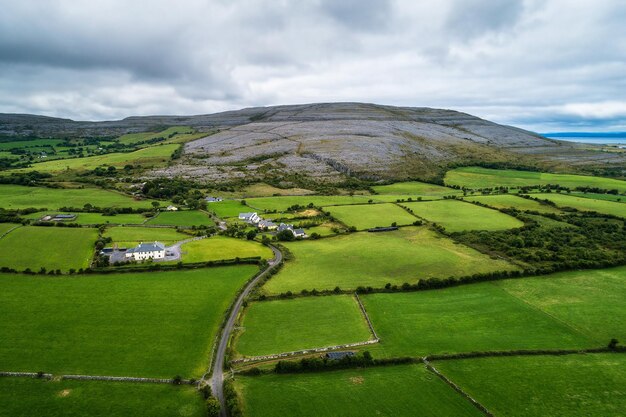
[
  {"x1": 245, "y1": 195, "x2": 372, "y2": 211},
  {"x1": 0, "y1": 184, "x2": 160, "y2": 209},
  {"x1": 401, "y1": 200, "x2": 524, "y2": 232},
  {"x1": 207, "y1": 200, "x2": 248, "y2": 218},
  {"x1": 180, "y1": 236, "x2": 273, "y2": 263},
  {"x1": 235, "y1": 364, "x2": 482, "y2": 417},
  {"x1": 0, "y1": 226, "x2": 97, "y2": 271},
  {"x1": 14, "y1": 144, "x2": 179, "y2": 173},
  {"x1": 262, "y1": 227, "x2": 517, "y2": 294},
  {"x1": 445, "y1": 166, "x2": 626, "y2": 192},
  {"x1": 234, "y1": 296, "x2": 371, "y2": 357},
  {"x1": 0, "y1": 378, "x2": 204, "y2": 417},
  {"x1": 146, "y1": 210, "x2": 214, "y2": 226},
  {"x1": 372, "y1": 181, "x2": 462, "y2": 197},
  {"x1": 23, "y1": 212, "x2": 147, "y2": 225},
  {"x1": 361, "y1": 283, "x2": 593, "y2": 358},
  {"x1": 495, "y1": 266, "x2": 626, "y2": 343},
  {"x1": 436, "y1": 354, "x2": 626, "y2": 417},
  {"x1": 532, "y1": 193, "x2": 626, "y2": 218},
  {"x1": 103, "y1": 226, "x2": 188, "y2": 246},
  {"x1": 463, "y1": 194, "x2": 562, "y2": 214},
  {"x1": 325, "y1": 203, "x2": 417, "y2": 230},
  {"x1": 0, "y1": 265, "x2": 256, "y2": 377}
]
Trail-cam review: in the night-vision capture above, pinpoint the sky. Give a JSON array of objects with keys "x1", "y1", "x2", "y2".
[{"x1": 0, "y1": 0, "x2": 625, "y2": 132}]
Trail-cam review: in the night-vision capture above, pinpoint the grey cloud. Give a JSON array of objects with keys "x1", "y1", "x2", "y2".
[
  {"x1": 318, "y1": 0, "x2": 393, "y2": 31},
  {"x1": 445, "y1": 0, "x2": 525, "y2": 39}
]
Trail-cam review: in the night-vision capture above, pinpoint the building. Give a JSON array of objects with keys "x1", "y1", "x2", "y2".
[
  {"x1": 257, "y1": 219, "x2": 278, "y2": 230},
  {"x1": 325, "y1": 351, "x2": 355, "y2": 360},
  {"x1": 277, "y1": 223, "x2": 294, "y2": 232},
  {"x1": 277, "y1": 223, "x2": 306, "y2": 238},
  {"x1": 205, "y1": 196, "x2": 223, "y2": 203},
  {"x1": 165, "y1": 205, "x2": 178, "y2": 211},
  {"x1": 125, "y1": 241, "x2": 166, "y2": 261},
  {"x1": 239, "y1": 212, "x2": 260, "y2": 224},
  {"x1": 293, "y1": 228, "x2": 307, "y2": 238}
]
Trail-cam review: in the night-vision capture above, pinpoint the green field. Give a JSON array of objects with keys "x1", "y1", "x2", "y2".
[
  {"x1": 262, "y1": 227, "x2": 517, "y2": 294},
  {"x1": 207, "y1": 200, "x2": 248, "y2": 218},
  {"x1": 0, "y1": 226, "x2": 97, "y2": 271},
  {"x1": 401, "y1": 200, "x2": 524, "y2": 232},
  {"x1": 104, "y1": 226, "x2": 188, "y2": 246},
  {"x1": 445, "y1": 166, "x2": 626, "y2": 192},
  {"x1": 180, "y1": 236, "x2": 273, "y2": 263},
  {"x1": 245, "y1": 195, "x2": 372, "y2": 211},
  {"x1": 0, "y1": 223, "x2": 19, "y2": 236},
  {"x1": 436, "y1": 354, "x2": 626, "y2": 417},
  {"x1": 303, "y1": 221, "x2": 346, "y2": 236},
  {"x1": 0, "y1": 184, "x2": 161, "y2": 209},
  {"x1": 147, "y1": 210, "x2": 214, "y2": 226},
  {"x1": 235, "y1": 296, "x2": 371, "y2": 357},
  {"x1": 325, "y1": 203, "x2": 417, "y2": 230},
  {"x1": 532, "y1": 193, "x2": 626, "y2": 218},
  {"x1": 463, "y1": 194, "x2": 562, "y2": 214},
  {"x1": 14, "y1": 144, "x2": 179, "y2": 173},
  {"x1": 496, "y1": 266, "x2": 626, "y2": 343},
  {"x1": 0, "y1": 265, "x2": 256, "y2": 377},
  {"x1": 0, "y1": 378, "x2": 204, "y2": 417},
  {"x1": 117, "y1": 126, "x2": 192, "y2": 145},
  {"x1": 235, "y1": 364, "x2": 482, "y2": 417},
  {"x1": 23, "y1": 212, "x2": 147, "y2": 225},
  {"x1": 361, "y1": 283, "x2": 593, "y2": 358},
  {"x1": 0, "y1": 138, "x2": 63, "y2": 150},
  {"x1": 570, "y1": 192, "x2": 626, "y2": 202},
  {"x1": 372, "y1": 181, "x2": 463, "y2": 197}
]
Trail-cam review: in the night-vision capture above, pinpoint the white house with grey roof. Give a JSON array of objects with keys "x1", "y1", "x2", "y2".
[
  {"x1": 125, "y1": 241, "x2": 166, "y2": 261},
  {"x1": 257, "y1": 219, "x2": 278, "y2": 230},
  {"x1": 239, "y1": 212, "x2": 260, "y2": 224}
]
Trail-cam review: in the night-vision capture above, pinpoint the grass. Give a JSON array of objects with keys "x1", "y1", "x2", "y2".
[
  {"x1": 372, "y1": 181, "x2": 462, "y2": 197},
  {"x1": 22, "y1": 211, "x2": 147, "y2": 225},
  {"x1": 401, "y1": 200, "x2": 524, "y2": 232},
  {"x1": 0, "y1": 223, "x2": 18, "y2": 236},
  {"x1": 234, "y1": 296, "x2": 372, "y2": 357},
  {"x1": 0, "y1": 226, "x2": 97, "y2": 272},
  {"x1": 207, "y1": 200, "x2": 248, "y2": 218},
  {"x1": 532, "y1": 193, "x2": 626, "y2": 218},
  {"x1": 0, "y1": 378, "x2": 205, "y2": 417},
  {"x1": 103, "y1": 226, "x2": 188, "y2": 246},
  {"x1": 445, "y1": 166, "x2": 626, "y2": 192},
  {"x1": 146, "y1": 210, "x2": 214, "y2": 226},
  {"x1": 180, "y1": 236, "x2": 273, "y2": 263},
  {"x1": 13, "y1": 144, "x2": 179, "y2": 173},
  {"x1": 241, "y1": 183, "x2": 314, "y2": 197},
  {"x1": 462, "y1": 194, "x2": 562, "y2": 214},
  {"x1": 361, "y1": 283, "x2": 594, "y2": 358},
  {"x1": 117, "y1": 126, "x2": 192, "y2": 145},
  {"x1": 303, "y1": 221, "x2": 346, "y2": 236},
  {"x1": 245, "y1": 195, "x2": 372, "y2": 211},
  {"x1": 436, "y1": 354, "x2": 626, "y2": 417},
  {"x1": 235, "y1": 364, "x2": 483, "y2": 417},
  {"x1": 570, "y1": 192, "x2": 626, "y2": 202},
  {"x1": 0, "y1": 265, "x2": 256, "y2": 377},
  {"x1": 262, "y1": 227, "x2": 517, "y2": 294},
  {"x1": 325, "y1": 203, "x2": 418, "y2": 230},
  {"x1": 0, "y1": 184, "x2": 161, "y2": 209},
  {"x1": 495, "y1": 266, "x2": 626, "y2": 344}
]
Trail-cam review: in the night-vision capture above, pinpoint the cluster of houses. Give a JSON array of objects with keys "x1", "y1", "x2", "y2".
[{"x1": 239, "y1": 212, "x2": 306, "y2": 238}]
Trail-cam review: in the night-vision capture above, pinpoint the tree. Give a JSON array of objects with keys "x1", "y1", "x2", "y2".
[
  {"x1": 276, "y1": 230, "x2": 295, "y2": 241},
  {"x1": 609, "y1": 338, "x2": 619, "y2": 350},
  {"x1": 206, "y1": 398, "x2": 221, "y2": 417},
  {"x1": 246, "y1": 230, "x2": 258, "y2": 240},
  {"x1": 151, "y1": 201, "x2": 160, "y2": 209}
]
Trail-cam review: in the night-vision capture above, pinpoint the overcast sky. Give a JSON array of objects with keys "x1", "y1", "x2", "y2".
[{"x1": 0, "y1": 0, "x2": 625, "y2": 132}]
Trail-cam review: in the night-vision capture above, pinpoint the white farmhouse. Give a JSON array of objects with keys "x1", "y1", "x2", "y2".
[
  {"x1": 166, "y1": 205, "x2": 178, "y2": 211},
  {"x1": 125, "y1": 241, "x2": 166, "y2": 261},
  {"x1": 239, "y1": 212, "x2": 260, "y2": 224},
  {"x1": 205, "y1": 196, "x2": 223, "y2": 203}
]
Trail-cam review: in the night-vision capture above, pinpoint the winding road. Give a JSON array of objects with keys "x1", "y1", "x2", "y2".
[{"x1": 209, "y1": 245, "x2": 282, "y2": 416}]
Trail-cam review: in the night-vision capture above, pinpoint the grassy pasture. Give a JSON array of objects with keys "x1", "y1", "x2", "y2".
[
  {"x1": 496, "y1": 266, "x2": 626, "y2": 343},
  {"x1": 235, "y1": 364, "x2": 482, "y2": 417},
  {"x1": 570, "y1": 192, "x2": 625, "y2": 202},
  {"x1": 463, "y1": 194, "x2": 562, "y2": 214},
  {"x1": 262, "y1": 227, "x2": 517, "y2": 294},
  {"x1": 0, "y1": 223, "x2": 18, "y2": 236},
  {"x1": 532, "y1": 193, "x2": 626, "y2": 218},
  {"x1": 103, "y1": 226, "x2": 188, "y2": 246},
  {"x1": 325, "y1": 203, "x2": 417, "y2": 230},
  {"x1": 0, "y1": 378, "x2": 204, "y2": 417},
  {"x1": 372, "y1": 181, "x2": 462, "y2": 197},
  {"x1": 436, "y1": 354, "x2": 626, "y2": 417},
  {"x1": 361, "y1": 283, "x2": 593, "y2": 358},
  {"x1": 116, "y1": 126, "x2": 192, "y2": 145},
  {"x1": 0, "y1": 226, "x2": 97, "y2": 271},
  {"x1": 445, "y1": 166, "x2": 626, "y2": 192},
  {"x1": 245, "y1": 195, "x2": 372, "y2": 211},
  {"x1": 207, "y1": 200, "x2": 248, "y2": 218},
  {"x1": 13, "y1": 144, "x2": 179, "y2": 173},
  {"x1": 23, "y1": 211, "x2": 147, "y2": 225},
  {"x1": 303, "y1": 221, "x2": 346, "y2": 236},
  {"x1": 401, "y1": 200, "x2": 524, "y2": 232},
  {"x1": 0, "y1": 138, "x2": 64, "y2": 150},
  {"x1": 0, "y1": 184, "x2": 159, "y2": 209},
  {"x1": 0, "y1": 265, "x2": 256, "y2": 377},
  {"x1": 147, "y1": 210, "x2": 214, "y2": 226},
  {"x1": 180, "y1": 236, "x2": 273, "y2": 263},
  {"x1": 234, "y1": 296, "x2": 371, "y2": 357}
]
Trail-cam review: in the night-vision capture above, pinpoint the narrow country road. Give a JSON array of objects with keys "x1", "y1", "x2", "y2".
[{"x1": 210, "y1": 245, "x2": 282, "y2": 416}]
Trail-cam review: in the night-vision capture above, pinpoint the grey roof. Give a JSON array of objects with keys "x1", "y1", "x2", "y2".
[
  {"x1": 293, "y1": 228, "x2": 306, "y2": 235},
  {"x1": 277, "y1": 223, "x2": 293, "y2": 231},
  {"x1": 53, "y1": 214, "x2": 76, "y2": 219},
  {"x1": 239, "y1": 212, "x2": 256, "y2": 218},
  {"x1": 326, "y1": 351, "x2": 355, "y2": 360},
  {"x1": 126, "y1": 241, "x2": 165, "y2": 254},
  {"x1": 205, "y1": 197, "x2": 222, "y2": 202},
  {"x1": 258, "y1": 220, "x2": 276, "y2": 227}
]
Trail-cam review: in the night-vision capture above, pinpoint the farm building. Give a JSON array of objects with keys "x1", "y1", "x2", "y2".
[
  {"x1": 125, "y1": 241, "x2": 166, "y2": 261},
  {"x1": 165, "y1": 205, "x2": 178, "y2": 211},
  {"x1": 205, "y1": 196, "x2": 223, "y2": 203},
  {"x1": 239, "y1": 212, "x2": 260, "y2": 224},
  {"x1": 277, "y1": 223, "x2": 307, "y2": 238},
  {"x1": 325, "y1": 351, "x2": 355, "y2": 360},
  {"x1": 41, "y1": 214, "x2": 77, "y2": 222},
  {"x1": 293, "y1": 228, "x2": 306, "y2": 238},
  {"x1": 258, "y1": 219, "x2": 278, "y2": 230}
]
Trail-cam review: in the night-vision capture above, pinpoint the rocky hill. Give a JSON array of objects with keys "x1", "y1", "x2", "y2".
[{"x1": 2, "y1": 103, "x2": 624, "y2": 184}]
